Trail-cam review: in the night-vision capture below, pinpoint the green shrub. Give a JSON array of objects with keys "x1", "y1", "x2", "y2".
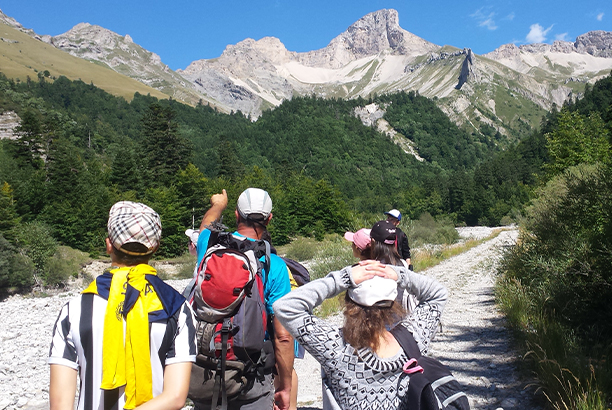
[
  {"x1": 13, "y1": 221, "x2": 58, "y2": 283},
  {"x1": 0, "y1": 234, "x2": 34, "y2": 289},
  {"x1": 407, "y1": 213, "x2": 459, "y2": 247},
  {"x1": 308, "y1": 234, "x2": 355, "y2": 280},
  {"x1": 496, "y1": 163, "x2": 612, "y2": 407},
  {"x1": 42, "y1": 246, "x2": 91, "y2": 287},
  {"x1": 282, "y1": 236, "x2": 318, "y2": 261},
  {"x1": 9, "y1": 252, "x2": 35, "y2": 289},
  {"x1": 176, "y1": 262, "x2": 196, "y2": 279},
  {"x1": 44, "y1": 254, "x2": 77, "y2": 287}
]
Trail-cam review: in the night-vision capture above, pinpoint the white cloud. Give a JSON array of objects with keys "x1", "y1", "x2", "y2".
[
  {"x1": 555, "y1": 33, "x2": 569, "y2": 41},
  {"x1": 526, "y1": 23, "x2": 553, "y2": 43},
  {"x1": 505, "y1": 12, "x2": 515, "y2": 21},
  {"x1": 471, "y1": 8, "x2": 498, "y2": 30},
  {"x1": 597, "y1": 12, "x2": 604, "y2": 21},
  {"x1": 480, "y1": 17, "x2": 497, "y2": 30}
]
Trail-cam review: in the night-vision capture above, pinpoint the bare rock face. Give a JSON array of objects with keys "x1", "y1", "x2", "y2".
[
  {"x1": 179, "y1": 9, "x2": 441, "y2": 115},
  {"x1": 48, "y1": 23, "x2": 200, "y2": 103},
  {"x1": 575, "y1": 31, "x2": 612, "y2": 58},
  {"x1": 484, "y1": 43, "x2": 520, "y2": 60},
  {"x1": 456, "y1": 49, "x2": 474, "y2": 90},
  {"x1": 486, "y1": 31, "x2": 612, "y2": 59},
  {"x1": 298, "y1": 9, "x2": 437, "y2": 68},
  {"x1": 0, "y1": 111, "x2": 20, "y2": 140},
  {"x1": 51, "y1": 23, "x2": 165, "y2": 70},
  {"x1": 0, "y1": 8, "x2": 28, "y2": 32}
]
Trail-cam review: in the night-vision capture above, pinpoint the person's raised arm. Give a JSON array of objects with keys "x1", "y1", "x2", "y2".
[
  {"x1": 199, "y1": 189, "x2": 228, "y2": 231},
  {"x1": 49, "y1": 365, "x2": 77, "y2": 410}
]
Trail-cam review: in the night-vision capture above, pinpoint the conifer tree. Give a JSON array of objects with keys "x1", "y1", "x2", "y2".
[
  {"x1": 0, "y1": 182, "x2": 20, "y2": 242},
  {"x1": 141, "y1": 103, "x2": 193, "y2": 187}
]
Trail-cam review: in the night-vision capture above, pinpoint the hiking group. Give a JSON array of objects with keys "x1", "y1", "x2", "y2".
[{"x1": 48, "y1": 188, "x2": 469, "y2": 410}]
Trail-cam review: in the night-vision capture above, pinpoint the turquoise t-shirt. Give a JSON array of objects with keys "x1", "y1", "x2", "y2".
[{"x1": 196, "y1": 229, "x2": 291, "y2": 315}]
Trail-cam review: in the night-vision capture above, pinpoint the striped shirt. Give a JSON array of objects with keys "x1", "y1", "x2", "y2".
[{"x1": 48, "y1": 292, "x2": 197, "y2": 410}]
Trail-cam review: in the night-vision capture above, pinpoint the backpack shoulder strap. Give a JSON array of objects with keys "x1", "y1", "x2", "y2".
[
  {"x1": 182, "y1": 276, "x2": 197, "y2": 300},
  {"x1": 263, "y1": 239, "x2": 271, "y2": 280},
  {"x1": 390, "y1": 324, "x2": 422, "y2": 359}
]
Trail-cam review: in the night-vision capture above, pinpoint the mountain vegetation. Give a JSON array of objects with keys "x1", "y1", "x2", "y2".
[
  {"x1": 0, "y1": 70, "x2": 549, "y2": 288},
  {"x1": 496, "y1": 73, "x2": 612, "y2": 408},
  {"x1": 0, "y1": 69, "x2": 606, "y2": 290}
]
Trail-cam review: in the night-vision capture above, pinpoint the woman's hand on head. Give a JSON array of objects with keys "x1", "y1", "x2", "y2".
[{"x1": 351, "y1": 260, "x2": 398, "y2": 285}]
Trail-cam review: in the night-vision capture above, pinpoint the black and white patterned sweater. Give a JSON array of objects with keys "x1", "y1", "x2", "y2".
[{"x1": 273, "y1": 265, "x2": 448, "y2": 410}]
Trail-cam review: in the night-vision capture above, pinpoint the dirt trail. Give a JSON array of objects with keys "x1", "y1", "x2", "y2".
[{"x1": 295, "y1": 229, "x2": 543, "y2": 410}]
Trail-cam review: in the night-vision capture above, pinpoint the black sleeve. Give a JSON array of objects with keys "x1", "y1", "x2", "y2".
[{"x1": 398, "y1": 229, "x2": 411, "y2": 259}]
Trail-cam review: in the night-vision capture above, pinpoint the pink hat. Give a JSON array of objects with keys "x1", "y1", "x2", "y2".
[{"x1": 344, "y1": 228, "x2": 372, "y2": 251}]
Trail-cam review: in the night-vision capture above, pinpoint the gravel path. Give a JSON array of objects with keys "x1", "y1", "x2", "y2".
[
  {"x1": 293, "y1": 228, "x2": 544, "y2": 410},
  {"x1": 0, "y1": 228, "x2": 543, "y2": 410}
]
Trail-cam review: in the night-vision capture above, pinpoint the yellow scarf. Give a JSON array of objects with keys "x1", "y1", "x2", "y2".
[{"x1": 83, "y1": 264, "x2": 162, "y2": 409}]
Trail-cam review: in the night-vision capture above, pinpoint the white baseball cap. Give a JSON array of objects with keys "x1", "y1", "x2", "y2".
[
  {"x1": 384, "y1": 209, "x2": 402, "y2": 221},
  {"x1": 185, "y1": 229, "x2": 200, "y2": 244},
  {"x1": 237, "y1": 188, "x2": 272, "y2": 219},
  {"x1": 347, "y1": 276, "x2": 398, "y2": 307}
]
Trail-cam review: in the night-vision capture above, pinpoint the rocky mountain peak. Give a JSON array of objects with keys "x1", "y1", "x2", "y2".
[
  {"x1": 55, "y1": 23, "x2": 127, "y2": 49},
  {"x1": 298, "y1": 9, "x2": 438, "y2": 69},
  {"x1": 483, "y1": 43, "x2": 520, "y2": 60},
  {"x1": 575, "y1": 31, "x2": 612, "y2": 58},
  {"x1": 343, "y1": 8, "x2": 405, "y2": 54},
  {"x1": 486, "y1": 30, "x2": 612, "y2": 59},
  {"x1": 0, "y1": 9, "x2": 23, "y2": 30},
  {"x1": 219, "y1": 36, "x2": 294, "y2": 65}
]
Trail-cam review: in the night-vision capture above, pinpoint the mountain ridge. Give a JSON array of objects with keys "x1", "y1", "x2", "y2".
[{"x1": 2, "y1": 8, "x2": 612, "y2": 140}]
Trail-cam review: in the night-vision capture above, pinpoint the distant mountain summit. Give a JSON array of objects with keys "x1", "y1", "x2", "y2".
[
  {"x1": 179, "y1": 9, "x2": 443, "y2": 115},
  {"x1": 484, "y1": 31, "x2": 612, "y2": 74},
  {"x1": 297, "y1": 9, "x2": 438, "y2": 68},
  {"x1": 43, "y1": 22, "x2": 206, "y2": 105},
  {"x1": 2, "y1": 8, "x2": 612, "y2": 140}
]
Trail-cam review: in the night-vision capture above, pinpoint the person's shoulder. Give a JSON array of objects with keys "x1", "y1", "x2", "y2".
[{"x1": 269, "y1": 252, "x2": 286, "y2": 263}]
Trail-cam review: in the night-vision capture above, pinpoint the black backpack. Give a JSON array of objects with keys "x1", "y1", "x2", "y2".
[
  {"x1": 282, "y1": 257, "x2": 310, "y2": 287},
  {"x1": 267, "y1": 243, "x2": 311, "y2": 287},
  {"x1": 390, "y1": 324, "x2": 470, "y2": 410}
]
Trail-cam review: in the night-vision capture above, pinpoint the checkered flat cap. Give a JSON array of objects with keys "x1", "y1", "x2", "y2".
[{"x1": 108, "y1": 201, "x2": 161, "y2": 255}]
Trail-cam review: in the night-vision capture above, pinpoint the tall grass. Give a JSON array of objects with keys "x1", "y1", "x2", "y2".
[
  {"x1": 495, "y1": 163, "x2": 612, "y2": 409},
  {"x1": 413, "y1": 230, "x2": 503, "y2": 271}
]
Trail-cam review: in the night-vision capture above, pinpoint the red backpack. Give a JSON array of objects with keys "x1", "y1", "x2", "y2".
[{"x1": 186, "y1": 231, "x2": 274, "y2": 409}]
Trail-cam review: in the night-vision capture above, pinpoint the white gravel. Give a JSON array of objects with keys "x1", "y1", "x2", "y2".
[{"x1": 0, "y1": 227, "x2": 542, "y2": 410}]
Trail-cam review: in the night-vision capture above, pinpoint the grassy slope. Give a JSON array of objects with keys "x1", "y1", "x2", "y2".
[{"x1": 0, "y1": 23, "x2": 168, "y2": 101}]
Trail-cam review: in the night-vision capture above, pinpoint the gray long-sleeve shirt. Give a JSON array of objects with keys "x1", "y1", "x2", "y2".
[{"x1": 273, "y1": 265, "x2": 447, "y2": 409}]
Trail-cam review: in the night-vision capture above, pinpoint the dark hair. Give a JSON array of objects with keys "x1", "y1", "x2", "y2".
[
  {"x1": 370, "y1": 240, "x2": 402, "y2": 265},
  {"x1": 111, "y1": 243, "x2": 152, "y2": 266},
  {"x1": 237, "y1": 212, "x2": 269, "y2": 238},
  {"x1": 343, "y1": 296, "x2": 405, "y2": 350},
  {"x1": 354, "y1": 243, "x2": 372, "y2": 260}
]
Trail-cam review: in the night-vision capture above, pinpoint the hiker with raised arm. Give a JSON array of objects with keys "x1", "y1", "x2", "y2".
[
  {"x1": 188, "y1": 188, "x2": 294, "y2": 410},
  {"x1": 48, "y1": 201, "x2": 197, "y2": 410}
]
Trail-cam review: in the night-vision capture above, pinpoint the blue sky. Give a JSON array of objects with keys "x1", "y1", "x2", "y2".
[{"x1": 1, "y1": 0, "x2": 610, "y2": 71}]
